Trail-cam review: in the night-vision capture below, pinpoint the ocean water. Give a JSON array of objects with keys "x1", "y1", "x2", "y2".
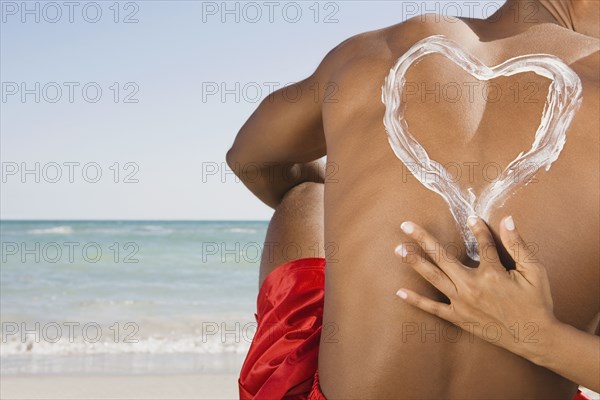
[{"x1": 0, "y1": 220, "x2": 268, "y2": 375}]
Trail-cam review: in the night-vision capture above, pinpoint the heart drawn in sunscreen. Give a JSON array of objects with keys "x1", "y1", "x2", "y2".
[{"x1": 382, "y1": 35, "x2": 583, "y2": 261}]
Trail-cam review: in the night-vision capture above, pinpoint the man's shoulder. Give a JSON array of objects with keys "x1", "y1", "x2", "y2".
[
  {"x1": 325, "y1": 16, "x2": 431, "y2": 56},
  {"x1": 316, "y1": 15, "x2": 471, "y2": 76}
]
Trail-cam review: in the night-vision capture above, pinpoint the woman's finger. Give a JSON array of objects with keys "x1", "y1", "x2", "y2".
[
  {"x1": 396, "y1": 288, "x2": 453, "y2": 322},
  {"x1": 400, "y1": 221, "x2": 463, "y2": 279},
  {"x1": 466, "y1": 216, "x2": 503, "y2": 272},
  {"x1": 395, "y1": 244, "x2": 457, "y2": 296},
  {"x1": 499, "y1": 216, "x2": 542, "y2": 274}
]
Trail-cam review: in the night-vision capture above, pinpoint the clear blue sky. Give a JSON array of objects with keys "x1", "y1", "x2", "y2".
[{"x1": 0, "y1": 0, "x2": 503, "y2": 220}]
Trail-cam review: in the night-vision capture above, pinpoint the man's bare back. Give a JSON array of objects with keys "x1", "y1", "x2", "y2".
[
  {"x1": 227, "y1": 0, "x2": 599, "y2": 397},
  {"x1": 317, "y1": 4, "x2": 599, "y2": 399}
]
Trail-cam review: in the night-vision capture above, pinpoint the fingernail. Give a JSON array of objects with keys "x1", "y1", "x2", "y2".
[
  {"x1": 401, "y1": 221, "x2": 414, "y2": 234},
  {"x1": 504, "y1": 216, "x2": 515, "y2": 231},
  {"x1": 395, "y1": 244, "x2": 408, "y2": 257},
  {"x1": 467, "y1": 215, "x2": 478, "y2": 227},
  {"x1": 396, "y1": 289, "x2": 408, "y2": 299}
]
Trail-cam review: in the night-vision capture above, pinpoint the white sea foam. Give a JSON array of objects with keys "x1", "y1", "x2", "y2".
[
  {"x1": 136, "y1": 225, "x2": 174, "y2": 235},
  {"x1": 226, "y1": 228, "x2": 257, "y2": 234},
  {"x1": 0, "y1": 330, "x2": 254, "y2": 356},
  {"x1": 28, "y1": 226, "x2": 74, "y2": 235}
]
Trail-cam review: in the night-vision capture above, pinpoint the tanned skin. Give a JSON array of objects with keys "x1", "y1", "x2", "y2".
[{"x1": 228, "y1": 0, "x2": 599, "y2": 398}]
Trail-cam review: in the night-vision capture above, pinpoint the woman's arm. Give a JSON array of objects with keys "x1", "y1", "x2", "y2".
[
  {"x1": 394, "y1": 216, "x2": 600, "y2": 392},
  {"x1": 539, "y1": 319, "x2": 600, "y2": 393}
]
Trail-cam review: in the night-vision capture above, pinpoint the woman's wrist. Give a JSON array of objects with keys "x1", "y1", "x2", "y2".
[
  {"x1": 518, "y1": 317, "x2": 600, "y2": 392},
  {"x1": 519, "y1": 315, "x2": 564, "y2": 367}
]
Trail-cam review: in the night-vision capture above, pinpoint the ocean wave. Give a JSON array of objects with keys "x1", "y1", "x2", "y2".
[
  {"x1": 138, "y1": 225, "x2": 174, "y2": 235},
  {"x1": 80, "y1": 227, "x2": 134, "y2": 235},
  {"x1": 225, "y1": 228, "x2": 257, "y2": 234},
  {"x1": 0, "y1": 331, "x2": 254, "y2": 356},
  {"x1": 28, "y1": 226, "x2": 74, "y2": 235}
]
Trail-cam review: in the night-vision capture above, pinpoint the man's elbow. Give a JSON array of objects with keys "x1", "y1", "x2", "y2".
[
  {"x1": 226, "y1": 145, "x2": 253, "y2": 183},
  {"x1": 225, "y1": 147, "x2": 236, "y2": 171},
  {"x1": 226, "y1": 144, "x2": 245, "y2": 175}
]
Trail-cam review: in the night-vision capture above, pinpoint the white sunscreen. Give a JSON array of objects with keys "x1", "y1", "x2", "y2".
[{"x1": 381, "y1": 35, "x2": 583, "y2": 260}]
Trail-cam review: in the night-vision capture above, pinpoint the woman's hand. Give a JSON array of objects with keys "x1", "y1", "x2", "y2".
[
  {"x1": 394, "y1": 216, "x2": 558, "y2": 361},
  {"x1": 394, "y1": 216, "x2": 600, "y2": 392}
]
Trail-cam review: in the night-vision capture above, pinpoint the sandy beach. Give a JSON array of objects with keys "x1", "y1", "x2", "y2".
[
  {"x1": 2, "y1": 375, "x2": 598, "y2": 400},
  {"x1": 1, "y1": 374, "x2": 239, "y2": 400}
]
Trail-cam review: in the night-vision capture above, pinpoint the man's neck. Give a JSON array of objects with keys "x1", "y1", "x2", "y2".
[
  {"x1": 535, "y1": 0, "x2": 575, "y2": 29},
  {"x1": 481, "y1": 0, "x2": 557, "y2": 38},
  {"x1": 502, "y1": 0, "x2": 600, "y2": 38}
]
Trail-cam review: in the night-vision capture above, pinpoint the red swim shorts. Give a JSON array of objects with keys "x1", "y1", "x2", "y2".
[
  {"x1": 237, "y1": 257, "x2": 591, "y2": 400},
  {"x1": 238, "y1": 257, "x2": 326, "y2": 399}
]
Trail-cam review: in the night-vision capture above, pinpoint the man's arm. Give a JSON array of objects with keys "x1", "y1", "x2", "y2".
[
  {"x1": 226, "y1": 74, "x2": 327, "y2": 208},
  {"x1": 225, "y1": 34, "x2": 364, "y2": 208}
]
